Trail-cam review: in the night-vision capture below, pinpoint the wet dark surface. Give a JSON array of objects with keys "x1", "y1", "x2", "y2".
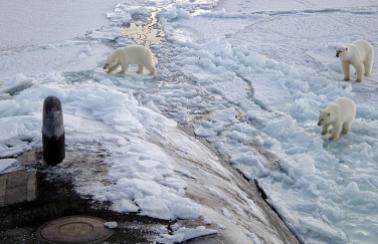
[
  {"x1": 0, "y1": 170, "x2": 169, "y2": 243},
  {"x1": 0, "y1": 148, "x2": 170, "y2": 244},
  {"x1": 0, "y1": 170, "x2": 168, "y2": 243}
]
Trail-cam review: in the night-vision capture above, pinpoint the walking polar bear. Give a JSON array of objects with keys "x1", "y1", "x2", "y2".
[
  {"x1": 318, "y1": 97, "x2": 356, "y2": 141},
  {"x1": 103, "y1": 45, "x2": 157, "y2": 75},
  {"x1": 336, "y1": 40, "x2": 374, "y2": 82}
]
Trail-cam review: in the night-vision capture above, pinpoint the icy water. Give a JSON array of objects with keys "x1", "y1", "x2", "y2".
[{"x1": 122, "y1": 11, "x2": 165, "y2": 46}]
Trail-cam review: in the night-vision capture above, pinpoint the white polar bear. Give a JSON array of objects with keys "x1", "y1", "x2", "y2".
[
  {"x1": 336, "y1": 40, "x2": 374, "y2": 82},
  {"x1": 103, "y1": 45, "x2": 157, "y2": 75},
  {"x1": 318, "y1": 97, "x2": 356, "y2": 141}
]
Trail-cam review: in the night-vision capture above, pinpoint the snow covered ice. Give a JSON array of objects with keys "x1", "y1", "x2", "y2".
[
  {"x1": 1, "y1": 0, "x2": 378, "y2": 243},
  {"x1": 0, "y1": 159, "x2": 21, "y2": 174},
  {"x1": 157, "y1": 226, "x2": 217, "y2": 243}
]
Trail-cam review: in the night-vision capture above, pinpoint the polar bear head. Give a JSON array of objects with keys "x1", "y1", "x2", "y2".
[
  {"x1": 318, "y1": 106, "x2": 337, "y2": 126},
  {"x1": 103, "y1": 52, "x2": 119, "y2": 70},
  {"x1": 336, "y1": 46, "x2": 350, "y2": 60}
]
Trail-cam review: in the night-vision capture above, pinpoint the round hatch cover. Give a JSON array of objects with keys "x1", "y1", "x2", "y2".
[{"x1": 37, "y1": 216, "x2": 113, "y2": 243}]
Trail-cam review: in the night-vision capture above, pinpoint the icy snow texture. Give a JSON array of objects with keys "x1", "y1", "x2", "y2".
[
  {"x1": 1, "y1": 0, "x2": 378, "y2": 243},
  {"x1": 0, "y1": 78, "x2": 201, "y2": 220},
  {"x1": 142, "y1": 0, "x2": 378, "y2": 243},
  {"x1": 0, "y1": 0, "x2": 302, "y2": 242},
  {"x1": 0, "y1": 159, "x2": 21, "y2": 174},
  {"x1": 158, "y1": 226, "x2": 217, "y2": 244},
  {"x1": 104, "y1": 221, "x2": 118, "y2": 229},
  {"x1": 0, "y1": 0, "x2": 121, "y2": 51}
]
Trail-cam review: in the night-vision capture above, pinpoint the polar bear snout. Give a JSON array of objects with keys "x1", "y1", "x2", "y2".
[
  {"x1": 336, "y1": 49, "x2": 345, "y2": 58},
  {"x1": 317, "y1": 118, "x2": 325, "y2": 126},
  {"x1": 103, "y1": 63, "x2": 109, "y2": 69},
  {"x1": 336, "y1": 47, "x2": 348, "y2": 58}
]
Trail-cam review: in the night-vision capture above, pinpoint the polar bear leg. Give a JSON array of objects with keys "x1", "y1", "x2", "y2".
[
  {"x1": 365, "y1": 50, "x2": 374, "y2": 76},
  {"x1": 321, "y1": 124, "x2": 330, "y2": 135},
  {"x1": 342, "y1": 61, "x2": 350, "y2": 81},
  {"x1": 145, "y1": 63, "x2": 156, "y2": 76},
  {"x1": 342, "y1": 120, "x2": 353, "y2": 135},
  {"x1": 355, "y1": 63, "x2": 365, "y2": 82},
  {"x1": 107, "y1": 63, "x2": 119, "y2": 74},
  {"x1": 136, "y1": 65, "x2": 144, "y2": 74},
  {"x1": 149, "y1": 68, "x2": 156, "y2": 76},
  {"x1": 330, "y1": 123, "x2": 342, "y2": 141},
  {"x1": 119, "y1": 64, "x2": 128, "y2": 74}
]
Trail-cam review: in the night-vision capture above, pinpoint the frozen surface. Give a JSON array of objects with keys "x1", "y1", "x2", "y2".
[
  {"x1": 0, "y1": 76, "x2": 202, "y2": 220},
  {"x1": 0, "y1": 0, "x2": 120, "y2": 51},
  {"x1": 0, "y1": 159, "x2": 21, "y2": 174},
  {"x1": 0, "y1": 0, "x2": 297, "y2": 243},
  {"x1": 158, "y1": 226, "x2": 217, "y2": 243},
  {"x1": 216, "y1": 0, "x2": 377, "y2": 14},
  {"x1": 149, "y1": 0, "x2": 378, "y2": 243},
  {"x1": 1, "y1": 0, "x2": 378, "y2": 243},
  {"x1": 104, "y1": 221, "x2": 118, "y2": 229}
]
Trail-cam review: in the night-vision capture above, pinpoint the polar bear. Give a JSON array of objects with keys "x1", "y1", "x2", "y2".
[
  {"x1": 318, "y1": 97, "x2": 356, "y2": 141},
  {"x1": 103, "y1": 45, "x2": 157, "y2": 75},
  {"x1": 336, "y1": 40, "x2": 374, "y2": 82}
]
